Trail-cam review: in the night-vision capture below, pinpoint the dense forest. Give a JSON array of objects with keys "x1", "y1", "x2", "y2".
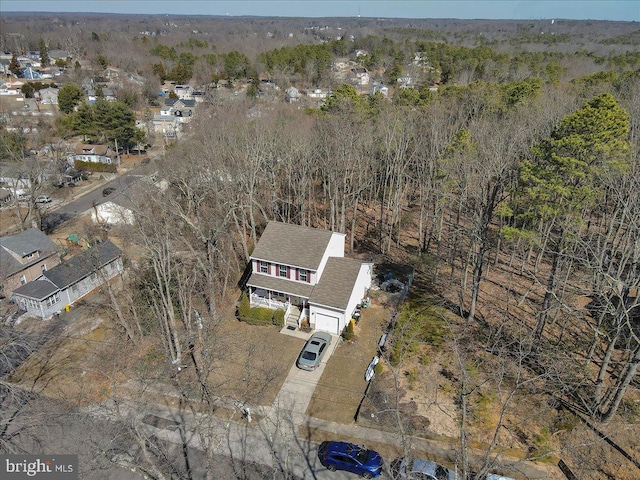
[{"x1": 1, "y1": 13, "x2": 639, "y2": 480}]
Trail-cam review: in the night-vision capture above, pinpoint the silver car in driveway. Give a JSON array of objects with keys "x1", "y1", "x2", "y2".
[{"x1": 296, "y1": 332, "x2": 332, "y2": 371}]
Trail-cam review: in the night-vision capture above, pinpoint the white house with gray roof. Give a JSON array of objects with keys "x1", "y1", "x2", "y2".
[
  {"x1": 246, "y1": 222, "x2": 372, "y2": 334},
  {"x1": 12, "y1": 240, "x2": 123, "y2": 319}
]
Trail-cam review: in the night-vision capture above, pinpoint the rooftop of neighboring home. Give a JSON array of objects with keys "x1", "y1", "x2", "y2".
[{"x1": 0, "y1": 228, "x2": 59, "y2": 279}]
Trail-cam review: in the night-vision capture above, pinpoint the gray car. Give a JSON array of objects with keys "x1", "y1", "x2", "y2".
[
  {"x1": 390, "y1": 457, "x2": 457, "y2": 480},
  {"x1": 296, "y1": 332, "x2": 332, "y2": 371}
]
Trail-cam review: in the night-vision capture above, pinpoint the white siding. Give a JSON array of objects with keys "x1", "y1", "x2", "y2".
[
  {"x1": 343, "y1": 262, "x2": 373, "y2": 324},
  {"x1": 91, "y1": 202, "x2": 134, "y2": 225},
  {"x1": 316, "y1": 232, "x2": 346, "y2": 280}
]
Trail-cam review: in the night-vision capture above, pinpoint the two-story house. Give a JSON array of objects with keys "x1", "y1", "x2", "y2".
[
  {"x1": 12, "y1": 240, "x2": 123, "y2": 319},
  {"x1": 1, "y1": 228, "x2": 61, "y2": 298},
  {"x1": 245, "y1": 222, "x2": 373, "y2": 334}
]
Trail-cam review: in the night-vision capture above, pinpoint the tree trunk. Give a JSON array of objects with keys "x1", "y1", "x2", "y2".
[
  {"x1": 534, "y1": 237, "x2": 561, "y2": 347},
  {"x1": 599, "y1": 343, "x2": 640, "y2": 423}
]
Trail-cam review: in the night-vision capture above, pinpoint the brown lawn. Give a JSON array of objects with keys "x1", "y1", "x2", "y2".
[
  {"x1": 204, "y1": 318, "x2": 305, "y2": 407},
  {"x1": 307, "y1": 303, "x2": 390, "y2": 424}
]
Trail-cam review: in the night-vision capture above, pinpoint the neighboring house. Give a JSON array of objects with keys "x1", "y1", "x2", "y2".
[
  {"x1": 61, "y1": 168, "x2": 82, "y2": 186},
  {"x1": 12, "y1": 240, "x2": 123, "y2": 319},
  {"x1": 160, "y1": 98, "x2": 196, "y2": 124},
  {"x1": 152, "y1": 114, "x2": 181, "y2": 138},
  {"x1": 351, "y1": 67, "x2": 370, "y2": 85},
  {"x1": 245, "y1": 222, "x2": 373, "y2": 334},
  {"x1": 306, "y1": 87, "x2": 329, "y2": 99},
  {"x1": 0, "y1": 228, "x2": 61, "y2": 298},
  {"x1": 92, "y1": 197, "x2": 135, "y2": 225},
  {"x1": 90, "y1": 183, "x2": 151, "y2": 225},
  {"x1": 173, "y1": 84, "x2": 194, "y2": 100},
  {"x1": 164, "y1": 98, "x2": 197, "y2": 111},
  {"x1": 18, "y1": 57, "x2": 40, "y2": 69},
  {"x1": 397, "y1": 75, "x2": 414, "y2": 88},
  {"x1": 412, "y1": 52, "x2": 428, "y2": 66},
  {"x1": 0, "y1": 188, "x2": 12, "y2": 206},
  {"x1": 48, "y1": 49, "x2": 71, "y2": 62},
  {"x1": 0, "y1": 82, "x2": 20, "y2": 95},
  {"x1": 86, "y1": 88, "x2": 116, "y2": 102},
  {"x1": 69, "y1": 144, "x2": 118, "y2": 165},
  {"x1": 0, "y1": 168, "x2": 31, "y2": 191},
  {"x1": 37, "y1": 87, "x2": 59, "y2": 104},
  {"x1": 2, "y1": 78, "x2": 25, "y2": 95},
  {"x1": 371, "y1": 83, "x2": 389, "y2": 97},
  {"x1": 192, "y1": 90, "x2": 206, "y2": 102},
  {"x1": 333, "y1": 60, "x2": 351, "y2": 70},
  {"x1": 285, "y1": 86, "x2": 301, "y2": 103},
  {"x1": 0, "y1": 59, "x2": 10, "y2": 76},
  {"x1": 19, "y1": 67, "x2": 43, "y2": 80}
]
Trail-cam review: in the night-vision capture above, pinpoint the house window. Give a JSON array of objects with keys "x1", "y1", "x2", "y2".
[
  {"x1": 28, "y1": 299, "x2": 38, "y2": 309},
  {"x1": 260, "y1": 261, "x2": 269, "y2": 274},
  {"x1": 20, "y1": 275, "x2": 27, "y2": 285},
  {"x1": 46, "y1": 293, "x2": 60, "y2": 307},
  {"x1": 299, "y1": 270, "x2": 308, "y2": 282},
  {"x1": 278, "y1": 265, "x2": 288, "y2": 278}
]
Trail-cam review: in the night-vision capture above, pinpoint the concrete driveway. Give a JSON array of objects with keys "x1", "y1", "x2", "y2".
[{"x1": 261, "y1": 329, "x2": 340, "y2": 426}]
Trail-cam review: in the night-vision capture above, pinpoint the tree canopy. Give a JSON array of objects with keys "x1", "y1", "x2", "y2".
[{"x1": 58, "y1": 83, "x2": 84, "y2": 114}]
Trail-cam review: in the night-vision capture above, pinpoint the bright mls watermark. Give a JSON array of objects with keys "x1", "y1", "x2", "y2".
[{"x1": 1, "y1": 455, "x2": 77, "y2": 479}]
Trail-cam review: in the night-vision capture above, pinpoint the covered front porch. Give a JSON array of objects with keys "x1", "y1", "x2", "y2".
[
  {"x1": 246, "y1": 272, "x2": 315, "y2": 330},
  {"x1": 249, "y1": 286, "x2": 309, "y2": 328}
]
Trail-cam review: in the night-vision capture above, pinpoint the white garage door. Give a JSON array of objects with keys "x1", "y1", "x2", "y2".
[{"x1": 315, "y1": 313, "x2": 340, "y2": 335}]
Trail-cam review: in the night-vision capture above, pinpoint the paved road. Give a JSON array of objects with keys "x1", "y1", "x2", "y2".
[{"x1": 41, "y1": 167, "x2": 153, "y2": 231}]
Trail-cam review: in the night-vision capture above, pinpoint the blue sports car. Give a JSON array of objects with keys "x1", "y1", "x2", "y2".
[{"x1": 318, "y1": 441, "x2": 383, "y2": 478}]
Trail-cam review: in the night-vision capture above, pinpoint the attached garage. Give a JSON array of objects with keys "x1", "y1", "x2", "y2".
[{"x1": 314, "y1": 312, "x2": 341, "y2": 335}]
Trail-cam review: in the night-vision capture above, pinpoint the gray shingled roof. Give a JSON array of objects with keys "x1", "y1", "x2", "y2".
[
  {"x1": 1, "y1": 228, "x2": 60, "y2": 280},
  {"x1": 13, "y1": 278, "x2": 58, "y2": 300},
  {"x1": 75, "y1": 144, "x2": 109, "y2": 155},
  {"x1": 43, "y1": 240, "x2": 121, "y2": 289},
  {"x1": 309, "y1": 257, "x2": 366, "y2": 310},
  {"x1": 246, "y1": 272, "x2": 315, "y2": 298},
  {"x1": 251, "y1": 222, "x2": 335, "y2": 270}
]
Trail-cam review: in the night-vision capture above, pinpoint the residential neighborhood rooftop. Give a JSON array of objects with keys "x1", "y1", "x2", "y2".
[
  {"x1": 250, "y1": 221, "x2": 340, "y2": 270},
  {"x1": 17, "y1": 240, "x2": 122, "y2": 292},
  {"x1": 0, "y1": 228, "x2": 59, "y2": 279}
]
